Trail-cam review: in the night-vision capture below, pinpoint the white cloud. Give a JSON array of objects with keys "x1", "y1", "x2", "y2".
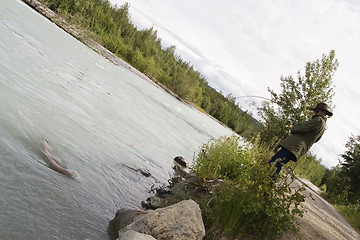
[{"x1": 111, "y1": 0, "x2": 360, "y2": 168}]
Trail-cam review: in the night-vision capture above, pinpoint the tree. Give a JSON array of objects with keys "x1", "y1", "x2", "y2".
[
  {"x1": 259, "y1": 50, "x2": 339, "y2": 147},
  {"x1": 322, "y1": 166, "x2": 350, "y2": 204},
  {"x1": 340, "y1": 135, "x2": 360, "y2": 202}
]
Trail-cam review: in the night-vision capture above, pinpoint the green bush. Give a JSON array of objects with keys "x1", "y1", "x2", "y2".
[
  {"x1": 192, "y1": 135, "x2": 305, "y2": 239},
  {"x1": 322, "y1": 166, "x2": 351, "y2": 204},
  {"x1": 292, "y1": 154, "x2": 326, "y2": 187}
]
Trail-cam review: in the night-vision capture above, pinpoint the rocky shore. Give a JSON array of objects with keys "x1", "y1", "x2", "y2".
[
  {"x1": 107, "y1": 160, "x2": 225, "y2": 240},
  {"x1": 110, "y1": 200, "x2": 205, "y2": 240},
  {"x1": 108, "y1": 160, "x2": 360, "y2": 240}
]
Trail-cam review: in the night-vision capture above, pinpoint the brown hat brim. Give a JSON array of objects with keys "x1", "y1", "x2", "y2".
[
  {"x1": 310, "y1": 107, "x2": 333, "y2": 117},
  {"x1": 325, "y1": 110, "x2": 333, "y2": 117}
]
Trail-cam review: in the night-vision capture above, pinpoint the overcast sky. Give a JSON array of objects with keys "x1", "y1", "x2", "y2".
[{"x1": 110, "y1": 0, "x2": 360, "y2": 168}]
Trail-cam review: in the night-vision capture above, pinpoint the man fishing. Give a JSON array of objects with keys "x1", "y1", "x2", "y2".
[{"x1": 268, "y1": 103, "x2": 333, "y2": 175}]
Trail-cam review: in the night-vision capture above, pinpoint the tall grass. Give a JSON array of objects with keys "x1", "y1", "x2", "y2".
[
  {"x1": 192, "y1": 135, "x2": 305, "y2": 239},
  {"x1": 334, "y1": 203, "x2": 360, "y2": 233}
]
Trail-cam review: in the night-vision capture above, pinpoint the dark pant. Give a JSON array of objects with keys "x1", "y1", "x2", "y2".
[{"x1": 268, "y1": 147, "x2": 296, "y2": 174}]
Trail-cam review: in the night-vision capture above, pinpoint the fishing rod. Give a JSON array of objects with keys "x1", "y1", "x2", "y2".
[{"x1": 236, "y1": 95, "x2": 271, "y2": 101}]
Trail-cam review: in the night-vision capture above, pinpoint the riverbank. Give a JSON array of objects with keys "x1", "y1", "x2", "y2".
[{"x1": 110, "y1": 164, "x2": 360, "y2": 239}]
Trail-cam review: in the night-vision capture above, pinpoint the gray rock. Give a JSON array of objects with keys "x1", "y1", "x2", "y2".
[
  {"x1": 119, "y1": 200, "x2": 205, "y2": 240},
  {"x1": 141, "y1": 195, "x2": 178, "y2": 210},
  {"x1": 174, "y1": 156, "x2": 188, "y2": 168},
  {"x1": 117, "y1": 230, "x2": 156, "y2": 240},
  {"x1": 109, "y1": 208, "x2": 149, "y2": 239}
]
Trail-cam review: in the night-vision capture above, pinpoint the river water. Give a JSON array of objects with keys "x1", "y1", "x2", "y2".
[{"x1": 0, "y1": 1, "x2": 233, "y2": 239}]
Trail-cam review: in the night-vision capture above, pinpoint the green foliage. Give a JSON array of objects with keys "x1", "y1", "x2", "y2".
[
  {"x1": 324, "y1": 134, "x2": 360, "y2": 204},
  {"x1": 341, "y1": 135, "x2": 360, "y2": 202},
  {"x1": 292, "y1": 153, "x2": 326, "y2": 186},
  {"x1": 322, "y1": 166, "x2": 350, "y2": 204},
  {"x1": 259, "y1": 50, "x2": 338, "y2": 147},
  {"x1": 39, "y1": 0, "x2": 260, "y2": 140},
  {"x1": 192, "y1": 135, "x2": 305, "y2": 239},
  {"x1": 334, "y1": 203, "x2": 360, "y2": 233},
  {"x1": 323, "y1": 137, "x2": 360, "y2": 232}
]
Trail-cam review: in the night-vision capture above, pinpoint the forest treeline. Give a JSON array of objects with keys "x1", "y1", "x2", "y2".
[{"x1": 40, "y1": 0, "x2": 259, "y2": 139}]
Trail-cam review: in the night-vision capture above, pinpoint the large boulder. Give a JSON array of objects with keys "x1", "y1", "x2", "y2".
[
  {"x1": 117, "y1": 230, "x2": 156, "y2": 240},
  {"x1": 108, "y1": 208, "x2": 149, "y2": 239},
  {"x1": 119, "y1": 200, "x2": 205, "y2": 240}
]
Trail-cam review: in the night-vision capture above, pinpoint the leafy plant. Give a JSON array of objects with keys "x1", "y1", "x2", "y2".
[
  {"x1": 340, "y1": 135, "x2": 360, "y2": 203},
  {"x1": 323, "y1": 134, "x2": 360, "y2": 205},
  {"x1": 192, "y1": 135, "x2": 305, "y2": 239}
]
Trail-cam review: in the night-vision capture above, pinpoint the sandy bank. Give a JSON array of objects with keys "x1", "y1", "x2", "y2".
[{"x1": 276, "y1": 177, "x2": 359, "y2": 239}]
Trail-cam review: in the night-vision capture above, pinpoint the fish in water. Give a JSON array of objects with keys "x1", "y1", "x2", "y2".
[{"x1": 42, "y1": 139, "x2": 78, "y2": 179}]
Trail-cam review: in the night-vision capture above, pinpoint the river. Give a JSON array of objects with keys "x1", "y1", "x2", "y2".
[{"x1": 0, "y1": 1, "x2": 233, "y2": 239}]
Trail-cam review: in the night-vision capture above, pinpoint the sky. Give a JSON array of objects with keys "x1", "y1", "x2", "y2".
[{"x1": 110, "y1": 0, "x2": 360, "y2": 168}]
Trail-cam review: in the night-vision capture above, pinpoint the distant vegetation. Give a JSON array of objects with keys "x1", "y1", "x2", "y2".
[
  {"x1": 322, "y1": 135, "x2": 360, "y2": 232},
  {"x1": 289, "y1": 153, "x2": 326, "y2": 186},
  {"x1": 40, "y1": 0, "x2": 259, "y2": 139}
]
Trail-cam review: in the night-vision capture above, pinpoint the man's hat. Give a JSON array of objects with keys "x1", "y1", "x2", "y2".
[{"x1": 311, "y1": 103, "x2": 333, "y2": 117}]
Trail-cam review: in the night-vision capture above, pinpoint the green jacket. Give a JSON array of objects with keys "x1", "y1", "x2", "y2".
[{"x1": 280, "y1": 115, "x2": 327, "y2": 161}]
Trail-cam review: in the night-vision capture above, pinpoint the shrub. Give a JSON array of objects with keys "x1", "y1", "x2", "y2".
[
  {"x1": 292, "y1": 153, "x2": 326, "y2": 187},
  {"x1": 192, "y1": 135, "x2": 305, "y2": 239}
]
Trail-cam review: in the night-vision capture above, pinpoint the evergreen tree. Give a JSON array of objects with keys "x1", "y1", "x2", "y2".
[{"x1": 340, "y1": 135, "x2": 360, "y2": 202}]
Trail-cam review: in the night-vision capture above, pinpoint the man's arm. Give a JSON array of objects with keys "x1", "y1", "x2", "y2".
[{"x1": 291, "y1": 117, "x2": 322, "y2": 134}]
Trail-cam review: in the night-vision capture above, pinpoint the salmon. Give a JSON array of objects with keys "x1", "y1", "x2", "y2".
[{"x1": 42, "y1": 139, "x2": 77, "y2": 179}]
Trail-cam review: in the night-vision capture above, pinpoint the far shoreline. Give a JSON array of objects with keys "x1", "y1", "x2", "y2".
[{"x1": 20, "y1": 0, "x2": 183, "y2": 99}]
